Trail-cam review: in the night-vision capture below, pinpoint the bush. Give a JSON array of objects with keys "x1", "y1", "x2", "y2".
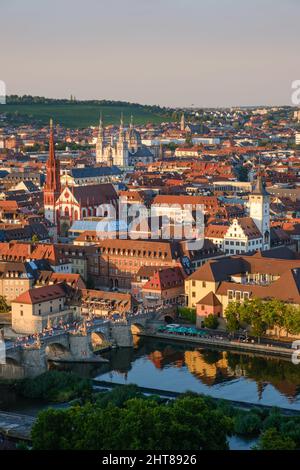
[
  {"x1": 203, "y1": 314, "x2": 219, "y2": 329},
  {"x1": 234, "y1": 411, "x2": 262, "y2": 437},
  {"x1": 15, "y1": 371, "x2": 92, "y2": 403},
  {"x1": 96, "y1": 384, "x2": 144, "y2": 408},
  {"x1": 258, "y1": 427, "x2": 297, "y2": 450},
  {"x1": 178, "y1": 307, "x2": 196, "y2": 323}
]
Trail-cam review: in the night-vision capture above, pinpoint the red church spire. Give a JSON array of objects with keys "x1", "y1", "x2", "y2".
[
  {"x1": 45, "y1": 119, "x2": 61, "y2": 193},
  {"x1": 44, "y1": 119, "x2": 61, "y2": 226}
]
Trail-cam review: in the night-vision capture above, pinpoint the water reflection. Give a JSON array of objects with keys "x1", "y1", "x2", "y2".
[
  {"x1": 48, "y1": 337, "x2": 300, "y2": 409},
  {"x1": 95, "y1": 338, "x2": 300, "y2": 409}
]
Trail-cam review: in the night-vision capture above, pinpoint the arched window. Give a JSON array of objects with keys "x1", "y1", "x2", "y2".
[
  {"x1": 65, "y1": 206, "x2": 69, "y2": 217},
  {"x1": 264, "y1": 230, "x2": 270, "y2": 244}
]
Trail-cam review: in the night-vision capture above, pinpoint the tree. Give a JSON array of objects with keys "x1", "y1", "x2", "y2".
[
  {"x1": 239, "y1": 298, "x2": 267, "y2": 343},
  {"x1": 224, "y1": 302, "x2": 240, "y2": 334},
  {"x1": 234, "y1": 411, "x2": 262, "y2": 437},
  {"x1": 282, "y1": 305, "x2": 300, "y2": 337},
  {"x1": 31, "y1": 408, "x2": 76, "y2": 450},
  {"x1": 32, "y1": 394, "x2": 233, "y2": 450},
  {"x1": 261, "y1": 299, "x2": 286, "y2": 337},
  {"x1": 31, "y1": 234, "x2": 39, "y2": 244},
  {"x1": 203, "y1": 314, "x2": 219, "y2": 329},
  {"x1": 0, "y1": 296, "x2": 10, "y2": 313},
  {"x1": 258, "y1": 427, "x2": 296, "y2": 450}
]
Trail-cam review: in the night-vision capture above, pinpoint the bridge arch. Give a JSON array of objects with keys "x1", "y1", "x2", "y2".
[
  {"x1": 131, "y1": 323, "x2": 145, "y2": 335},
  {"x1": 45, "y1": 342, "x2": 70, "y2": 359},
  {"x1": 91, "y1": 331, "x2": 110, "y2": 351},
  {"x1": 156, "y1": 311, "x2": 177, "y2": 323},
  {"x1": 163, "y1": 315, "x2": 175, "y2": 324}
]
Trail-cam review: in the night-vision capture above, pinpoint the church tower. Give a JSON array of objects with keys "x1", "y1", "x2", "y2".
[
  {"x1": 96, "y1": 114, "x2": 105, "y2": 163},
  {"x1": 115, "y1": 114, "x2": 128, "y2": 167},
  {"x1": 44, "y1": 119, "x2": 61, "y2": 225},
  {"x1": 249, "y1": 175, "x2": 270, "y2": 250},
  {"x1": 180, "y1": 112, "x2": 185, "y2": 132}
]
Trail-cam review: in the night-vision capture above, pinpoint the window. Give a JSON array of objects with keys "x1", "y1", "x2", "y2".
[
  {"x1": 20, "y1": 310, "x2": 23, "y2": 316},
  {"x1": 202, "y1": 281, "x2": 206, "y2": 288},
  {"x1": 235, "y1": 291, "x2": 241, "y2": 301},
  {"x1": 192, "y1": 280, "x2": 196, "y2": 287},
  {"x1": 228, "y1": 290, "x2": 233, "y2": 300},
  {"x1": 243, "y1": 292, "x2": 250, "y2": 300},
  {"x1": 192, "y1": 292, "x2": 196, "y2": 298}
]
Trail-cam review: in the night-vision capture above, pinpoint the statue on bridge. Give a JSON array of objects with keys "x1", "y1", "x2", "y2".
[{"x1": 36, "y1": 334, "x2": 42, "y2": 349}]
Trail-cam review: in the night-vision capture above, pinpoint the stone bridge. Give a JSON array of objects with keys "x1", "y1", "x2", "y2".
[{"x1": 1, "y1": 313, "x2": 154, "y2": 378}]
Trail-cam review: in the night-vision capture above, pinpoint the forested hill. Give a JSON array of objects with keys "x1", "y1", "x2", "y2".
[{"x1": 1, "y1": 95, "x2": 175, "y2": 128}]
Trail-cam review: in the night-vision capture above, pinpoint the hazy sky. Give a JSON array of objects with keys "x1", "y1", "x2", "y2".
[{"x1": 1, "y1": 0, "x2": 299, "y2": 107}]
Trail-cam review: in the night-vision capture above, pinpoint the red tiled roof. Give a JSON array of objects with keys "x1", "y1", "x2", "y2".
[
  {"x1": 143, "y1": 267, "x2": 184, "y2": 291},
  {"x1": 153, "y1": 194, "x2": 220, "y2": 209},
  {"x1": 197, "y1": 292, "x2": 222, "y2": 307},
  {"x1": 205, "y1": 224, "x2": 229, "y2": 238},
  {"x1": 12, "y1": 283, "x2": 67, "y2": 305}
]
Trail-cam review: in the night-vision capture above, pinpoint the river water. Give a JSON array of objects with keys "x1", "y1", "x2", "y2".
[
  {"x1": 6, "y1": 336, "x2": 296, "y2": 449},
  {"x1": 51, "y1": 336, "x2": 300, "y2": 411}
]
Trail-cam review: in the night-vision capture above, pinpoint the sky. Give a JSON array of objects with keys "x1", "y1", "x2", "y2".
[{"x1": 1, "y1": 0, "x2": 300, "y2": 107}]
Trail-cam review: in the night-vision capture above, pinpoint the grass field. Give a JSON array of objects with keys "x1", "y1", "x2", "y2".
[{"x1": 0, "y1": 103, "x2": 172, "y2": 128}]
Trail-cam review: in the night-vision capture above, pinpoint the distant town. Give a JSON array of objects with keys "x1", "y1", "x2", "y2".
[
  {"x1": 0, "y1": 102, "x2": 300, "y2": 334},
  {"x1": 2, "y1": 99, "x2": 300, "y2": 450}
]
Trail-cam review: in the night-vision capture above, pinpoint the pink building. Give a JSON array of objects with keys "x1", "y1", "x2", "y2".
[{"x1": 196, "y1": 292, "x2": 222, "y2": 328}]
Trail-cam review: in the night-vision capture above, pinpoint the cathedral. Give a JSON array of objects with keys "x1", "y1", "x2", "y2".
[
  {"x1": 44, "y1": 121, "x2": 118, "y2": 236},
  {"x1": 96, "y1": 115, "x2": 154, "y2": 167}
]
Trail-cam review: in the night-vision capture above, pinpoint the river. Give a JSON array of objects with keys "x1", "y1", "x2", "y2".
[
  {"x1": 49, "y1": 336, "x2": 300, "y2": 411},
  {"x1": 6, "y1": 335, "x2": 296, "y2": 449}
]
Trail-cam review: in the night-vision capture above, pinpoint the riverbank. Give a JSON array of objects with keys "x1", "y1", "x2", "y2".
[
  {"x1": 92, "y1": 379, "x2": 300, "y2": 416},
  {"x1": 0, "y1": 411, "x2": 34, "y2": 441},
  {"x1": 141, "y1": 331, "x2": 294, "y2": 359}
]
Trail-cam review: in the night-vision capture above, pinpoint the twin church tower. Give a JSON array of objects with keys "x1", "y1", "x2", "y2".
[{"x1": 95, "y1": 114, "x2": 154, "y2": 167}]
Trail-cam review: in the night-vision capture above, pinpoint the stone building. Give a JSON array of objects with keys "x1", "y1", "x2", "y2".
[
  {"x1": 11, "y1": 283, "x2": 73, "y2": 334},
  {"x1": 96, "y1": 115, "x2": 154, "y2": 167}
]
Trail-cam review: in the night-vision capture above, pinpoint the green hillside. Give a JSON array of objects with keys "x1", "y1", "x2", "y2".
[{"x1": 0, "y1": 103, "x2": 173, "y2": 128}]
